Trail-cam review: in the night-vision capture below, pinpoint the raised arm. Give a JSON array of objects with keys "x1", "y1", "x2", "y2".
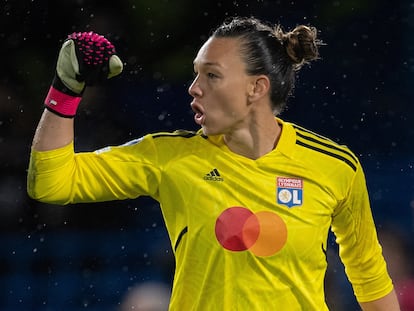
[
  {"x1": 31, "y1": 32, "x2": 123, "y2": 152},
  {"x1": 28, "y1": 32, "x2": 124, "y2": 203}
]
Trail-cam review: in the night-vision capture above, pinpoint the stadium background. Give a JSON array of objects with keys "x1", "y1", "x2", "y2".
[{"x1": 1, "y1": 0, "x2": 413, "y2": 310}]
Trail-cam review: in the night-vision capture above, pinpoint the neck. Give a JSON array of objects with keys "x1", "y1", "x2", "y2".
[{"x1": 223, "y1": 116, "x2": 281, "y2": 160}]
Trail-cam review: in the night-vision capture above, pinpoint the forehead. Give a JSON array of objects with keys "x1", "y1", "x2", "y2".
[{"x1": 193, "y1": 37, "x2": 243, "y2": 69}]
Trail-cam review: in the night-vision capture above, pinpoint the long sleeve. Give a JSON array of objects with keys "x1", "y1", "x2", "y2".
[
  {"x1": 331, "y1": 164, "x2": 394, "y2": 302},
  {"x1": 27, "y1": 137, "x2": 161, "y2": 205}
]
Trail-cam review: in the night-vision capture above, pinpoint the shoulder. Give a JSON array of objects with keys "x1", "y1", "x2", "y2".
[
  {"x1": 288, "y1": 122, "x2": 359, "y2": 173},
  {"x1": 147, "y1": 129, "x2": 212, "y2": 160},
  {"x1": 150, "y1": 129, "x2": 208, "y2": 140}
]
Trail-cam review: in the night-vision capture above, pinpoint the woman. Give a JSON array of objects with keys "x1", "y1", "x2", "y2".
[{"x1": 28, "y1": 17, "x2": 400, "y2": 310}]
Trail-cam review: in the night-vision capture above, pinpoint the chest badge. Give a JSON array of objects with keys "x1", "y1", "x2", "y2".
[{"x1": 277, "y1": 177, "x2": 303, "y2": 208}]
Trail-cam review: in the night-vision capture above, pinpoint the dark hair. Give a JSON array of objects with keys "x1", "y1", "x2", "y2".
[{"x1": 212, "y1": 16, "x2": 321, "y2": 114}]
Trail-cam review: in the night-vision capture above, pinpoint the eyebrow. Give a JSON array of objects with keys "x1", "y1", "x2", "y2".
[{"x1": 193, "y1": 61, "x2": 223, "y2": 68}]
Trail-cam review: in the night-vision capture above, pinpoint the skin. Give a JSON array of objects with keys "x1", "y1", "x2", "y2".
[
  {"x1": 31, "y1": 36, "x2": 400, "y2": 310},
  {"x1": 359, "y1": 291, "x2": 400, "y2": 311},
  {"x1": 188, "y1": 37, "x2": 281, "y2": 160},
  {"x1": 32, "y1": 110, "x2": 74, "y2": 151}
]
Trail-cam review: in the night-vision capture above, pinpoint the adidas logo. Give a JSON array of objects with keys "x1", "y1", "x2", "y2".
[{"x1": 204, "y1": 168, "x2": 224, "y2": 181}]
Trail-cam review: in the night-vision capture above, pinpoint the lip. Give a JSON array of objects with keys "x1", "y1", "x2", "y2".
[{"x1": 191, "y1": 100, "x2": 205, "y2": 125}]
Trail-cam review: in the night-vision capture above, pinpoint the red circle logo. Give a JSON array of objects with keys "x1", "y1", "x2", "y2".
[{"x1": 215, "y1": 207, "x2": 287, "y2": 257}]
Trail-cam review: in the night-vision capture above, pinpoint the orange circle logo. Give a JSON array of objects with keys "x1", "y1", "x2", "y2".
[{"x1": 215, "y1": 207, "x2": 287, "y2": 257}]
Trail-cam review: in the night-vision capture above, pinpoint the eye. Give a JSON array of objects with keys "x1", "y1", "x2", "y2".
[{"x1": 207, "y1": 72, "x2": 218, "y2": 79}]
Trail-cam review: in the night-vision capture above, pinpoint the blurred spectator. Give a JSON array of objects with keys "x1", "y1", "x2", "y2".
[{"x1": 119, "y1": 281, "x2": 171, "y2": 311}]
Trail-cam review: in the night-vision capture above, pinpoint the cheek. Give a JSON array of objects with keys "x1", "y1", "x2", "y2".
[
  {"x1": 212, "y1": 96, "x2": 239, "y2": 120},
  {"x1": 206, "y1": 79, "x2": 249, "y2": 120},
  {"x1": 222, "y1": 93, "x2": 248, "y2": 118}
]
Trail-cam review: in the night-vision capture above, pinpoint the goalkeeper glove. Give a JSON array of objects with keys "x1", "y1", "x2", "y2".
[{"x1": 44, "y1": 32, "x2": 123, "y2": 118}]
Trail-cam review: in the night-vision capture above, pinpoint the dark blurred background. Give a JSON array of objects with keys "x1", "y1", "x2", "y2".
[{"x1": 1, "y1": 0, "x2": 413, "y2": 310}]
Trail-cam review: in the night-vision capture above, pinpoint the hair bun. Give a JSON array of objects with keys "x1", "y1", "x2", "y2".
[{"x1": 276, "y1": 25, "x2": 321, "y2": 68}]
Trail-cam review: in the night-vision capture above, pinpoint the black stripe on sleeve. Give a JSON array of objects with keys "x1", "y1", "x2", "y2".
[
  {"x1": 152, "y1": 129, "x2": 208, "y2": 139},
  {"x1": 174, "y1": 226, "x2": 188, "y2": 252},
  {"x1": 152, "y1": 131, "x2": 197, "y2": 139},
  {"x1": 296, "y1": 131, "x2": 358, "y2": 164},
  {"x1": 296, "y1": 139, "x2": 357, "y2": 171}
]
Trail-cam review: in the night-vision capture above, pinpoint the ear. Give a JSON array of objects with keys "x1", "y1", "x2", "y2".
[{"x1": 247, "y1": 75, "x2": 270, "y2": 102}]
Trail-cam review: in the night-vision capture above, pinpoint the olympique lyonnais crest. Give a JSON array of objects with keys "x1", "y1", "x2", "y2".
[{"x1": 276, "y1": 177, "x2": 303, "y2": 208}]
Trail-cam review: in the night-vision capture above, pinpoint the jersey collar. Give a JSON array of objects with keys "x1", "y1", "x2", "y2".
[{"x1": 274, "y1": 117, "x2": 297, "y2": 159}]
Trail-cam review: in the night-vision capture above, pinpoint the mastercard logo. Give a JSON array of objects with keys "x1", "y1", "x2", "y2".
[{"x1": 215, "y1": 207, "x2": 287, "y2": 257}]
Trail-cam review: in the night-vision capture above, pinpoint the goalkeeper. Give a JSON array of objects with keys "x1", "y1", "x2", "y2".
[{"x1": 27, "y1": 17, "x2": 400, "y2": 310}]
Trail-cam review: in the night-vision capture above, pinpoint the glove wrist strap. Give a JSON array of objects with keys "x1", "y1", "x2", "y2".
[{"x1": 44, "y1": 86, "x2": 82, "y2": 118}]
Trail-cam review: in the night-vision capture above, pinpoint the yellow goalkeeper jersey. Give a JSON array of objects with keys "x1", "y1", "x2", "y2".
[{"x1": 27, "y1": 118, "x2": 393, "y2": 310}]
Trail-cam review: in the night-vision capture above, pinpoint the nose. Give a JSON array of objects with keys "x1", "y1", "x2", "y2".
[{"x1": 188, "y1": 76, "x2": 202, "y2": 97}]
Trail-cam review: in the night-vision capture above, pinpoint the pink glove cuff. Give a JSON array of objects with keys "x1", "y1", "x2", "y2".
[{"x1": 44, "y1": 86, "x2": 82, "y2": 117}]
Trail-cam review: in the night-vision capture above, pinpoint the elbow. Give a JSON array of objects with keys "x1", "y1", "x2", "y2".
[
  {"x1": 27, "y1": 169, "x2": 41, "y2": 200},
  {"x1": 26, "y1": 171, "x2": 71, "y2": 205},
  {"x1": 27, "y1": 144, "x2": 76, "y2": 205}
]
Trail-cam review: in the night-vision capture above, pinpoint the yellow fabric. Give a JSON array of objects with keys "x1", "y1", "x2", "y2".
[{"x1": 27, "y1": 118, "x2": 393, "y2": 310}]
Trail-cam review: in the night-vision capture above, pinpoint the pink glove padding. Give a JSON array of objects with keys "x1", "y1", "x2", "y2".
[
  {"x1": 70, "y1": 31, "x2": 116, "y2": 67},
  {"x1": 44, "y1": 86, "x2": 82, "y2": 118},
  {"x1": 69, "y1": 31, "x2": 117, "y2": 85},
  {"x1": 44, "y1": 31, "x2": 122, "y2": 118}
]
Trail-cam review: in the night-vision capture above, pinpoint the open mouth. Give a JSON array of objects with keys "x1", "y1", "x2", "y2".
[{"x1": 191, "y1": 102, "x2": 205, "y2": 125}]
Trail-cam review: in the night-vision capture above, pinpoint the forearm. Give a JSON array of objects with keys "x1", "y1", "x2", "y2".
[
  {"x1": 32, "y1": 109, "x2": 74, "y2": 151},
  {"x1": 359, "y1": 289, "x2": 400, "y2": 311},
  {"x1": 28, "y1": 32, "x2": 123, "y2": 203},
  {"x1": 32, "y1": 32, "x2": 122, "y2": 152}
]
